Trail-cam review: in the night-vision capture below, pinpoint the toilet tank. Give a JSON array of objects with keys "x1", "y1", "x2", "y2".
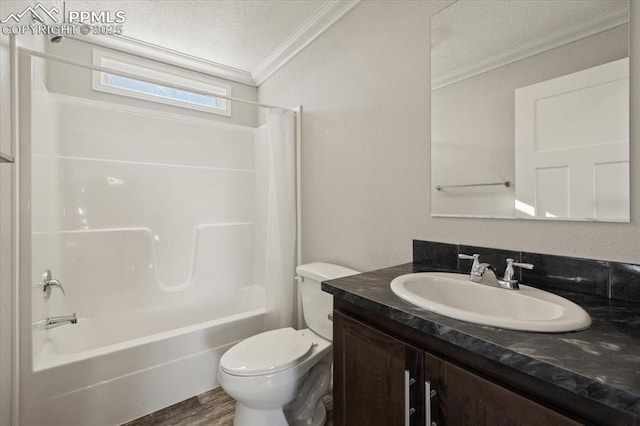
[{"x1": 296, "y1": 262, "x2": 359, "y2": 341}]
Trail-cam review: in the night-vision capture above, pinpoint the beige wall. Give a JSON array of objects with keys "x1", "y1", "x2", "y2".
[{"x1": 259, "y1": 0, "x2": 640, "y2": 272}]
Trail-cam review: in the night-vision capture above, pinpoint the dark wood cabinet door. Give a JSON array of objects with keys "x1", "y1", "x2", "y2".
[
  {"x1": 334, "y1": 311, "x2": 423, "y2": 426},
  {"x1": 424, "y1": 351, "x2": 582, "y2": 426}
]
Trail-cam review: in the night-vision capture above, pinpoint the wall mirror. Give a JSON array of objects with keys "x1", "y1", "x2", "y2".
[{"x1": 430, "y1": 0, "x2": 630, "y2": 221}]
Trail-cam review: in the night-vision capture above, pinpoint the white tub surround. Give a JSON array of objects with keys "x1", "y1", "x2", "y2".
[{"x1": 18, "y1": 53, "x2": 288, "y2": 425}]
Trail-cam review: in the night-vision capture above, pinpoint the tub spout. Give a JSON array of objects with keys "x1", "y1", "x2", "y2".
[{"x1": 33, "y1": 313, "x2": 77, "y2": 330}]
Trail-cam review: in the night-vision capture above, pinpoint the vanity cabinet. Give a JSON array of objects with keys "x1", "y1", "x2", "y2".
[
  {"x1": 333, "y1": 309, "x2": 423, "y2": 425},
  {"x1": 423, "y1": 351, "x2": 581, "y2": 425},
  {"x1": 333, "y1": 310, "x2": 582, "y2": 426}
]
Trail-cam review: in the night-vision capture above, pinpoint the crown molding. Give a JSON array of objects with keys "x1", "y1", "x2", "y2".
[
  {"x1": 64, "y1": 0, "x2": 363, "y2": 88},
  {"x1": 252, "y1": 0, "x2": 362, "y2": 86},
  {"x1": 432, "y1": 7, "x2": 629, "y2": 91},
  {"x1": 67, "y1": 33, "x2": 257, "y2": 86}
]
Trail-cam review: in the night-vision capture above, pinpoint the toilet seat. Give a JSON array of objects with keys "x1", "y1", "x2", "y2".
[{"x1": 220, "y1": 328, "x2": 313, "y2": 376}]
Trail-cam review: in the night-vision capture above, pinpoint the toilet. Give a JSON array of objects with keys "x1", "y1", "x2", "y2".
[{"x1": 218, "y1": 262, "x2": 359, "y2": 426}]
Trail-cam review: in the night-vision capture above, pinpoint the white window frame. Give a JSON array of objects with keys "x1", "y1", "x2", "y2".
[{"x1": 92, "y1": 50, "x2": 232, "y2": 116}]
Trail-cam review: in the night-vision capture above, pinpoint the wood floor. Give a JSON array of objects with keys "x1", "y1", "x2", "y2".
[{"x1": 123, "y1": 387, "x2": 334, "y2": 426}]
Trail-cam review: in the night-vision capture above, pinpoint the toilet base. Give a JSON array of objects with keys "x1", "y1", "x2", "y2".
[
  {"x1": 285, "y1": 361, "x2": 331, "y2": 425},
  {"x1": 232, "y1": 400, "x2": 327, "y2": 426},
  {"x1": 288, "y1": 400, "x2": 326, "y2": 426},
  {"x1": 233, "y1": 404, "x2": 289, "y2": 426}
]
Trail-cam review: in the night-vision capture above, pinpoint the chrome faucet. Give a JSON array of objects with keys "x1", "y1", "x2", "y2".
[
  {"x1": 33, "y1": 269, "x2": 66, "y2": 299},
  {"x1": 458, "y1": 254, "x2": 534, "y2": 290},
  {"x1": 33, "y1": 313, "x2": 77, "y2": 330}
]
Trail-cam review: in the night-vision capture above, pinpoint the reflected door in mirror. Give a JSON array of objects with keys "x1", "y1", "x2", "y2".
[{"x1": 515, "y1": 58, "x2": 629, "y2": 221}]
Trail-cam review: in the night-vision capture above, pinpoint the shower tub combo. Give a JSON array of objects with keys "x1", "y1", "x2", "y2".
[{"x1": 18, "y1": 51, "x2": 282, "y2": 425}]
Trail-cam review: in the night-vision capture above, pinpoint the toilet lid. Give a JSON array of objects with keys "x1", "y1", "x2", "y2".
[{"x1": 220, "y1": 327, "x2": 313, "y2": 376}]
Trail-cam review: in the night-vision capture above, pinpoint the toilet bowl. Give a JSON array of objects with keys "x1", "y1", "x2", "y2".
[{"x1": 217, "y1": 262, "x2": 359, "y2": 426}]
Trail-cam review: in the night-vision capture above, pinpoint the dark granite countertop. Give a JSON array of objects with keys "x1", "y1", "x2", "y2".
[{"x1": 322, "y1": 263, "x2": 640, "y2": 421}]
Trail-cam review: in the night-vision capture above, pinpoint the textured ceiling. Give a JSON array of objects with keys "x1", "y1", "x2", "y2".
[
  {"x1": 65, "y1": 0, "x2": 328, "y2": 72},
  {"x1": 431, "y1": 0, "x2": 629, "y2": 81}
]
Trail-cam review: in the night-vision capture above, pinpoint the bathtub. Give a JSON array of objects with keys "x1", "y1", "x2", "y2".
[
  {"x1": 24, "y1": 286, "x2": 265, "y2": 426},
  {"x1": 24, "y1": 225, "x2": 266, "y2": 425}
]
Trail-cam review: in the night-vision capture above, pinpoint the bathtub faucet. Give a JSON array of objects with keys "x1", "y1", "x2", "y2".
[
  {"x1": 33, "y1": 313, "x2": 77, "y2": 330},
  {"x1": 34, "y1": 269, "x2": 66, "y2": 299}
]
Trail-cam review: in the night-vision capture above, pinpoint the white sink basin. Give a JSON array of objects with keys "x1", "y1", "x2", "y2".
[{"x1": 390, "y1": 272, "x2": 591, "y2": 332}]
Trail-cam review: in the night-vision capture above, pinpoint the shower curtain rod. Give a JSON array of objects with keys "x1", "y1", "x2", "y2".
[{"x1": 18, "y1": 47, "x2": 296, "y2": 112}]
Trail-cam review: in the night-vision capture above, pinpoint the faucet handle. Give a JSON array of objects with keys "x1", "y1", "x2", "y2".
[
  {"x1": 34, "y1": 269, "x2": 66, "y2": 299},
  {"x1": 458, "y1": 253, "x2": 481, "y2": 273},
  {"x1": 503, "y1": 258, "x2": 534, "y2": 281},
  {"x1": 458, "y1": 253, "x2": 479, "y2": 261},
  {"x1": 512, "y1": 260, "x2": 534, "y2": 270}
]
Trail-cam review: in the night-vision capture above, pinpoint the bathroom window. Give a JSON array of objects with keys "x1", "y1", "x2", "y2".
[{"x1": 92, "y1": 50, "x2": 231, "y2": 116}]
